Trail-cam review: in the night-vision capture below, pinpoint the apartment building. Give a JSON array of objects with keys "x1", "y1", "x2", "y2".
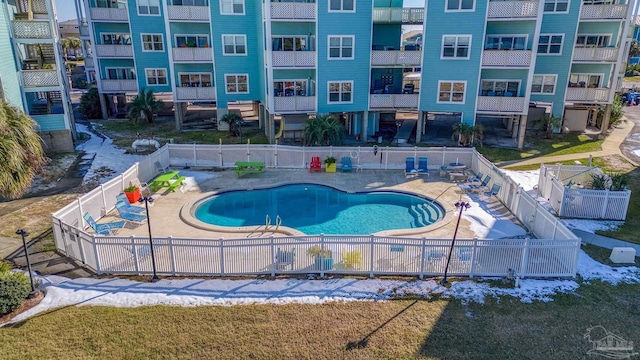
[
  {"x1": 77, "y1": 0, "x2": 634, "y2": 147},
  {"x1": 0, "y1": 0, "x2": 76, "y2": 152}
]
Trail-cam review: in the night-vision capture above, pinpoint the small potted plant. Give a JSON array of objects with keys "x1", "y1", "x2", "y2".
[
  {"x1": 324, "y1": 156, "x2": 336, "y2": 173},
  {"x1": 124, "y1": 185, "x2": 141, "y2": 204},
  {"x1": 307, "y1": 245, "x2": 333, "y2": 271}
]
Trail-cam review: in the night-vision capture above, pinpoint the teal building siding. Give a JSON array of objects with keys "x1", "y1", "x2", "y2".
[{"x1": 0, "y1": 0, "x2": 23, "y2": 109}]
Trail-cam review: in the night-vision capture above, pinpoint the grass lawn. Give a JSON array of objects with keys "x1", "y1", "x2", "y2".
[
  {"x1": 477, "y1": 134, "x2": 602, "y2": 163},
  {"x1": 623, "y1": 76, "x2": 640, "y2": 83}
]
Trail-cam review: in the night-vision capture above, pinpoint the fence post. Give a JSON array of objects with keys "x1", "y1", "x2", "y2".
[
  {"x1": 519, "y1": 237, "x2": 530, "y2": 278},
  {"x1": 370, "y1": 235, "x2": 375, "y2": 278},
  {"x1": 320, "y1": 233, "x2": 325, "y2": 278},
  {"x1": 130, "y1": 236, "x2": 139, "y2": 275},
  {"x1": 552, "y1": 220, "x2": 558, "y2": 240},
  {"x1": 77, "y1": 198, "x2": 84, "y2": 227},
  {"x1": 469, "y1": 238, "x2": 478, "y2": 278},
  {"x1": 121, "y1": 174, "x2": 125, "y2": 191},
  {"x1": 601, "y1": 189, "x2": 610, "y2": 219},
  {"x1": 168, "y1": 236, "x2": 176, "y2": 275},
  {"x1": 419, "y1": 238, "x2": 426, "y2": 280},
  {"x1": 274, "y1": 143, "x2": 279, "y2": 168},
  {"x1": 384, "y1": 147, "x2": 389, "y2": 170},
  {"x1": 76, "y1": 230, "x2": 86, "y2": 264},
  {"x1": 219, "y1": 238, "x2": 225, "y2": 276},
  {"x1": 93, "y1": 235, "x2": 102, "y2": 275},
  {"x1": 193, "y1": 143, "x2": 198, "y2": 168},
  {"x1": 442, "y1": 147, "x2": 446, "y2": 167},
  {"x1": 100, "y1": 184, "x2": 107, "y2": 216},
  {"x1": 270, "y1": 236, "x2": 275, "y2": 277},
  {"x1": 219, "y1": 140, "x2": 223, "y2": 167},
  {"x1": 302, "y1": 146, "x2": 306, "y2": 168}
]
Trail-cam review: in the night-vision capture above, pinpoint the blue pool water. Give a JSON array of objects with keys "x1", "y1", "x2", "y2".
[{"x1": 194, "y1": 184, "x2": 444, "y2": 235}]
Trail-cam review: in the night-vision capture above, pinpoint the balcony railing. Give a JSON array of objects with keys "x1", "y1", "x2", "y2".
[
  {"x1": 369, "y1": 94, "x2": 419, "y2": 108},
  {"x1": 565, "y1": 87, "x2": 610, "y2": 102},
  {"x1": 270, "y1": 2, "x2": 316, "y2": 20},
  {"x1": 79, "y1": 25, "x2": 89, "y2": 37},
  {"x1": 16, "y1": 0, "x2": 47, "y2": 14},
  {"x1": 172, "y1": 47, "x2": 213, "y2": 62},
  {"x1": 487, "y1": 1, "x2": 538, "y2": 19},
  {"x1": 272, "y1": 51, "x2": 316, "y2": 67},
  {"x1": 13, "y1": 20, "x2": 51, "y2": 39},
  {"x1": 101, "y1": 79, "x2": 138, "y2": 92},
  {"x1": 95, "y1": 44, "x2": 133, "y2": 58},
  {"x1": 372, "y1": 7, "x2": 424, "y2": 23},
  {"x1": 371, "y1": 50, "x2": 421, "y2": 66},
  {"x1": 274, "y1": 96, "x2": 316, "y2": 112},
  {"x1": 167, "y1": 5, "x2": 210, "y2": 21},
  {"x1": 176, "y1": 87, "x2": 216, "y2": 101},
  {"x1": 476, "y1": 96, "x2": 526, "y2": 113},
  {"x1": 21, "y1": 70, "x2": 59, "y2": 88},
  {"x1": 84, "y1": 56, "x2": 95, "y2": 68},
  {"x1": 580, "y1": 4, "x2": 627, "y2": 20},
  {"x1": 482, "y1": 50, "x2": 532, "y2": 67},
  {"x1": 572, "y1": 47, "x2": 619, "y2": 62},
  {"x1": 89, "y1": 7, "x2": 129, "y2": 21}
]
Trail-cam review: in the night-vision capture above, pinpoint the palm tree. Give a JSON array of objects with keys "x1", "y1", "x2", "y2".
[
  {"x1": 61, "y1": 37, "x2": 82, "y2": 60},
  {"x1": 452, "y1": 122, "x2": 483, "y2": 147},
  {"x1": 629, "y1": 40, "x2": 640, "y2": 60},
  {"x1": 220, "y1": 113, "x2": 243, "y2": 137},
  {"x1": 537, "y1": 114, "x2": 561, "y2": 138},
  {"x1": 0, "y1": 100, "x2": 47, "y2": 199},
  {"x1": 128, "y1": 88, "x2": 163, "y2": 123},
  {"x1": 303, "y1": 114, "x2": 344, "y2": 146}
]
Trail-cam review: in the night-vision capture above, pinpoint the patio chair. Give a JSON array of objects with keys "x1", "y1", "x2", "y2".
[
  {"x1": 309, "y1": 156, "x2": 322, "y2": 172},
  {"x1": 405, "y1": 157, "x2": 417, "y2": 176},
  {"x1": 115, "y1": 201, "x2": 147, "y2": 223},
  {"x1": 115, "y1": 193, "x2": 146, "y2": 213},
  {"x1": 483, "y1": 184, "x2": 501, "y2": 198},
  {"x1": 275, "y1": 247, "x2": 295, "y2": 270},
  {"x1": 466, "y1": 172, "x2": 484, "y2": 183},
  {"x1": 341, "y1": 157, "x2": 353, "y2": 173},
  {"x1": 83, "y1": 213, "x2": 125, "y2": 235},
  {"x1": 155, "y1": 161, "x2": 169, "y2": 174},
  {"x1": 467, "y1": 175, "x2": 491, "y2": 192},
  {"x1": 417, "y1": 157, "x2": 429, "y2": 177}
]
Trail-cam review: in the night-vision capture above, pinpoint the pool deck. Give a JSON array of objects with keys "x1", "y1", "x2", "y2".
[{"x1": 102, "y1": 168, "x2": 519, "y2": 240}]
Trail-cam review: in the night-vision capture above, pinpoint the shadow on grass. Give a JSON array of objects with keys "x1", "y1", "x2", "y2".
[{"x1": 346, "y1": 300, "x2": 419, "y2": 350}]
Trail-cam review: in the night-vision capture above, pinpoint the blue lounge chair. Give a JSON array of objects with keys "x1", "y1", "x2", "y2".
[
  {"x1": 83, "y1": 213, "x2": 125, "y2": 235},
  {"x1": 468, "y1": 175, "x2": 491, "y2": 192},
  {"x1": 116, "y1": 193, "x2": 146, "y2": 213},
  {"x1": 115, "y1": 202, "x2": 147, "y2": 223},
  {"x1": 341, "y1": 157, "x2": 353, "y2": 172},
  {"x1": 466, "y1": 172, "x2": 483, "y2": 183},
  {"x1": 405, "y1": 157, "x2": 417, "y2": 176},
  {"x1": 417, "y1": 157, "x2": 429, "y2": 177},
  {"x1": 484, "y1": 184, "x2": 501, "y2": 198}
]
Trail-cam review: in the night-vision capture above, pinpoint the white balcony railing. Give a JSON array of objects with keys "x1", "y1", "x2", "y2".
[
  {"x1": 371, "y1": 50, "x2": 421, "y2": 66},
  {"x1": 272, "y1": 51, "x2": 316, "y2": 67},
  {"x1": 12, "y1": 20, "x2": 51, "y2": 39},
  {"x1": 270, "y1": 2, "x2": 316, "y2": 20},
  {"x1": 95, "y1": 44, "x2": 133, "y2": 58},
  {"x1": 172, "y1": 47, "x2": 213, "y2": 62},
  {"x1": 572, "y1": 47, "x2": 619, "y2": 62},
  {"x1": 372, "y1": 7, "x2": 424, "y2": 23},
  {"x1": 476, "y1": 96, "x2": 526, "y2": 113},
  {"x1": 21, "y1": 70, "x2": 59, "y2": 88},
  {"x1": 565, "y1": 87, "x2": 611, "y2": 102},
  {"x1": 84, "y1": 56, "x2": 95, "y2": 68},
  {"x1": 580, "y1": 4, "x2": 627, "y2": 20},
  {"x1": 101, "y1": 79, "x2": 138, "y2": 92},
  {"x1": 482, "y1": 50, "x2": 532, "y2": 67},
  {"x1": 89, "y1": 7, "x2": 129, "y2": 21},
  {"x1": 79, "y1": 25, "x2": 89, "y2": 37},
  {"x1": 274, "y1": 96, "x2": 316, "y2": 112},
  {"x1": 176, "y1": 87, "x2": 216, "y2": 101},
  {"x1": 167, "y1": 5, "x2": 210, "y2": 21},
  {"x1": 369, "y1": 94, "x2": 419, "y2": 108},
  {"x1": 487, "y1": 1, "x2": 538, "y2": 19}
]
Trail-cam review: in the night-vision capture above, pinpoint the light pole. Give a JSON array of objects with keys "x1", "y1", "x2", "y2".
[
  {"x1": 138, "y1": 196, "x2": 159, "y2": 282},
  {"x1": 441, "y1": 201, "x2": 471, "y2": 285},
  {"x1": 16, "y1": 229, "x2": 35, "y2": 293},
  {"x1": 395, "y1": 120, "x2": 402, "y2": 146}
]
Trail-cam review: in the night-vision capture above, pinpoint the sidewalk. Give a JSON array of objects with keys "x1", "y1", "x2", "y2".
[{"x1": 574, "y1": 229, "x2": 640, "y2": 253}]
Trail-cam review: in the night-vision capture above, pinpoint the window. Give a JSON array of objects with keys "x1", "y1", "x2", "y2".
[
  {"x1": 220, "y1": 0, "x2": 244, "y2": 14},
  {"x1": 106, "y1": 67, "x2": 136, "y2": 80},
  {"x1": 146, "y1": 69, "x2": 167, "y2": 85},
  {"x1": 180, "y1": 73, "x2": 212, "y2": 87},
  {"x1": 175, "y1": 35, "x2": 209, "y2": 48},
  {"x1": 328, "y1": 36, "x2": 354, "y2": 59},
  {"x1": 480, "y1": 80, "x2": 520, "y2": 96},
  {"x1": 328, "y1": 81, "x2": 352, "y2": 103},
  {"x1": 329, "y1": 0, "x2": 354, "y2": 12},
  {"x1": 569, "y1": 74, "x2": 602, "y2": 88},
  {"x1": 484, "y1": 35, "x2": 526, "y2": 50},
  {"x1": 222, "y1": 35, "x2": 246, "y2": 55},
  {"x1": 442, "y1": 35, "x2": 471, "y2": 59},
  {"x1": 544, "y1": 0, "x2": 568, "y2": 12},
  {"x1": 274, "y1": 80, "x2": 308, "y2": 97},
  {"x1": 96, "y1": 0, "x2": 126, "y2": 9},
  {"x1": 142, "y1": 34, "x2": 163, "y2": 51},
  {"x1": 137, "y1": 0, "x2": 159, "y2": 15},
  {"x1": 575, "y1": 35, "x2": 611, "y2": 48},
  {"x1": 101, "y1": 33, "x2": 132, "y2": 45},
  {"x1": 272, "y1": 36, "x2": 310, "y2": 51},
  {"x1": 172, "y1": 0, "x2": 206, "y2": 5},
  {"x1": 438, "y1": 81, "x2": 466, "y2": 103},
  {"x1": 446, "y1": 0, "x2": 474, "y2": 11},
  {"x1": 531, "y1": 75, "x2": 557, "y2": 94},
  {"x1": 538, "y1": 34, "x2": 563, "y2": 54},
  {"x1": 225, "y1": 74, "x2": 248, "y2": 93}
]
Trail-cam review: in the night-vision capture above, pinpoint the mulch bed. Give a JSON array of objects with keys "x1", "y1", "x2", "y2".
[{"x1": 0, "y1": 291, "x2": 44, "y2": 326}]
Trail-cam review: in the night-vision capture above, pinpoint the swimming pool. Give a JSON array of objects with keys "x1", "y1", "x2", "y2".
[{"x1": 193, "y1": 184, "x2": 445, "y2": 235}]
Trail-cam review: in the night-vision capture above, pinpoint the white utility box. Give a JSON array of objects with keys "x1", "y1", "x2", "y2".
[{"x1": 609, "y1": 247, "x2": 636, "y2": 264}]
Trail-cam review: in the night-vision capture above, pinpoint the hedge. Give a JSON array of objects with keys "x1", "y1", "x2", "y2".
[{"x1": 0, "y1": 264, "x2": 32, "y2": 316}]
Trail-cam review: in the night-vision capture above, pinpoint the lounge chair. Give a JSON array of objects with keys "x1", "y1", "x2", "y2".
[
  {"x1": 483, "y1": 184, "x2": 501, "y2": 198},
  {"x1": 467, "y1": 172, "x2": 484, "y2": 183},
  {"x1": 115, "y1": 202, "x2": 147, "y2": 223},
  {"x1": 405, "y1": 157, "x2": 417, "y2": 176},
  {"x1": 115, "y1": 193, "x2": 146, "y2": 213},
  {"x1": 83, "y1": 213, "x2": 125, "y2": 235},
  {"x1": 309, "y1": 156, "x2": 322, "y2": 172},
  {"x1": 467, "y1": 175, "x2": 491, "y2": 192},
  {"x1": 154, "y1": 161, "x2": 169, "y2": 174},
  {"x1": 417, "y1": 157, "x2": 429, "y2": 177},
  {"x1": 341, "y1": 157, "x2": 353, "y2": 172}
]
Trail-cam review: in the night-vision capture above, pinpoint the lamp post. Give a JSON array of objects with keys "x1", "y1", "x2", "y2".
[
  {"x1": 138, "y1": 196, "x2": 159, "y2": 282},
  {"x1": 441, "y1": 201, "x2": 471, "y2": 285},
  {"x1": 395, "y1": 120, "x2": 402, "y2": 146},
  {"x1": 16, "y1": 229, "x2": 35, "y2": 293}
]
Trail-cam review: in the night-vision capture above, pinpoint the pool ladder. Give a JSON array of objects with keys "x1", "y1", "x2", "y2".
[{"x1": 247, "y1": 215, "x2": 282, "y2": 237}]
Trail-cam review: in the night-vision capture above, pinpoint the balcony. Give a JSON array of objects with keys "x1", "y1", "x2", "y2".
[
  {"x1": 167, "y1": 5, "x2": 210, "y2": 21},
  {"x1": 12, "y1": 20, "x2": 51, "y2": 39},
  {"x1": 95, "y1": 44, "x2": 133, "y2": 58},
  {"x1": 84, "y1": 56, "x2": 95, "y2": 69},
  {"x1": 176, "y1": 87, "x2": 216, "y2": 101},
  {"x1": 272, "y1": 51, "x2": 316, "y2": 67},
  {"x1": 15, "y1": 0, "x2": 47, "y2": 14},
  {"x1": 21, "y1": 70, "x2": 59, "y2": 88},
  {"x1": 274, "y1": 96, "x2": 316, "y2": 112},
  {"x1": 101, "y1": 79, "x2": 138, "y2": 92},
  {"x1": 172, "y1": 47, "x2": 213, "y2": 62},
  {"x1": 89, "y1": 7, "x2": 129, "y2": 22},
  {"x1": 476, "y1": 96, "x2": 526, "y2": 113},
  {"x1": 482, "y1": 50, "x2": 532, "y2": 67},
  {"x1": 565, "y1": 87, "x2": 611, "y2": 102},
  {"x1": 487, "y1": 1, "x2": 538, "y2": 19},
  {"x1": 369, "y1": 94, "x2": 419, "y2": 109},
  {"x1": 79, "y1": 25, "x2": 89, "y2": 38},
  {"x1": 580, "y1": 4, "x2": 627, "y2": 20},
  {"x1": 372, "y1": 7, "x2": 424, "y2": 24},
  {"x1": 270, "y1": 2, "x2": 316, "y2": 20},
  {"x1": 371, "y1": 50, "x2": 421, "y2": 66},
  {"x1": 572, "y1": 47, "x2": 619, "y2": 62}
]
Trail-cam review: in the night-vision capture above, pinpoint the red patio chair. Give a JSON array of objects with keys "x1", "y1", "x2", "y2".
[{"x1": 310, "y1": 156, "x2": 322, "y2": 172}]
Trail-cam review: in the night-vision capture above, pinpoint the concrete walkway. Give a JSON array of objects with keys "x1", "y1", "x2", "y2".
[{"x1": 573, "y1": 229, "x2": 640, "y2": 254}]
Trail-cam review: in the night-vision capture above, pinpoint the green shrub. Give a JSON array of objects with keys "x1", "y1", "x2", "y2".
[
  {"x1": 0, "y1": 271, "x2": 31, "y2": 315},
  {"x1": 0, "y1": 261, "x2": 11, "y2": 273},
  {"x1": 79, "y1": 88, "x2": 104, "y2": 119}
]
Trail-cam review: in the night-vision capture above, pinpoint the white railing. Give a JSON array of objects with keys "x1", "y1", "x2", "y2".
[
  {"x1": 487, "y1": 0, "x2": 538, "y2": 18},
  {"x1": 572, "y1": 47, "x2": 619, "y2": 62},
  {"x1": 580, "y1": 4, "x2": 628, "y2": 20},
  {"x1": 274, "y1": 96, "x2": 316, "y2": 112},
  {"x1": 565, "y1": 87, "x2": 610, "y2": 102},
  {"x1": 370, "y1": 94, "x2": 419, "y2": 108},
  {"x1": 272, "y1": 51, "x2": 316, "y2": 67},
  {"x1": 95, "y1": 44, "x2": 133, "y2": 58},
  {"x1": 270, "y1": 2, "x2": 316, "y2": 20},
  {"x1": 17, "y1": 0, "x2": 47, "y2": 13},
  {"x1": 89, "y1": 7, "x2": 129, "y2": 21},
  {"x1": 12, "y1": 20, "x2": 51, "y2": 39},
  {"x1": 371, "y1": 50, "x2": 421, "y2": 66},
  {"x1": 84, "y1": 56, "x2": 95, "y2": 68},
  {"x1": 481, "y1": 50, "x2": 532, "y2": 67},
  {"x1": 172, "y1": 47, "x2": 213, "y2": 62},
  {"x1": 175, "y1": 87, "x2": 216, "y2": 101},
  {"x1": 101, "y1": 79, "x2": 138, "y2": 92},
  {"x1": 372, "y1": 7, "x2": 424, "y2": 23},
  {"x1": 22, "y1": 70, "x2": 59, "y2": 88},
  {"x1": 167, "y1": 5, "x2": 210, "y2": 21},
  {"x1": 476, "y1": 96, "x2": 526, "y2": 113},
  {"x1": 79, "y1": 25, "x2": 89, "y2": 37}
]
